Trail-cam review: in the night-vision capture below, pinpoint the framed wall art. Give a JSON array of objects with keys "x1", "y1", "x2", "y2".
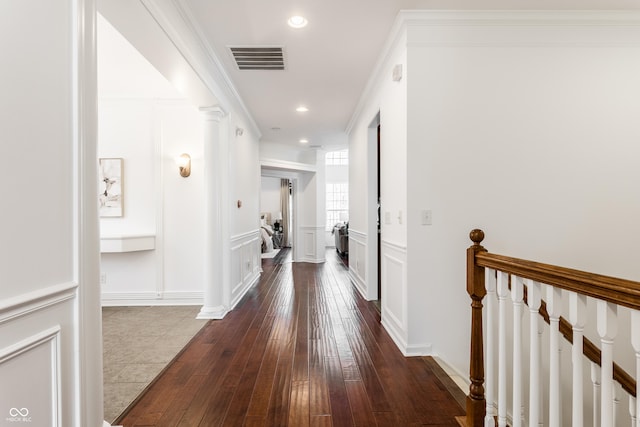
[{"x1": 99, "y1": 158, "x2": 123, "y2": 217}]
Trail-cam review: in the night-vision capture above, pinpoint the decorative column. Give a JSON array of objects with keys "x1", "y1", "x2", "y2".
[{"x1": 198, "y1": 106, "x2": 228, "y2": 319}]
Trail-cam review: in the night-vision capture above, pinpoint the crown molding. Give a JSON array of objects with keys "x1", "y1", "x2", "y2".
[
  {"x1": 346, "y1": 9, "x2": 640, "y2": 135},
  {"x1": 345, "y1": 11, "x2": 407, "y2": 135},
  {"x1": 139, "y1": 0, "x2": 261, "y2": 139},
  {"x1": 398, "y1": 9, "x2": 640, "y2": 27}
]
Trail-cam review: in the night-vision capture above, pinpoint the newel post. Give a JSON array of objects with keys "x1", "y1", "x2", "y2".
[{"x1": 467, "y1": 229, "x2": 487, "y2": 427}]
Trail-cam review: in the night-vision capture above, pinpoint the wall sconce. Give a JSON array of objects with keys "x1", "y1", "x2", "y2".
[{"x1": 176, "y1": 153, "x2": 191, "y2": 177}]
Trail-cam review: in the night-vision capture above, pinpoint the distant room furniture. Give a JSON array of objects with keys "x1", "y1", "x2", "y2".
[
  {"x1": 260, "y1": 212, "x2": 276, "y2": 253},
  {"x1": 273, "y1": 212, "x2": 283, "y2": 232},
  {"x1": 333, "y1": 223, "x2": 348, "y2": 256},
  {"x1": 272, "y1": 232, "x2": 283, "y2": 249}
]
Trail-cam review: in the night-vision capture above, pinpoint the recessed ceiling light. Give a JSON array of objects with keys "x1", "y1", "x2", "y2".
[
  {"x1": 288, "y1": 16, "x2": 308, "y2": 29},
  {"x1": 299, "y1": 139, "x2": 309, "y2": 144},
  {"x1": 296, "y1": 106, "x2": 309, "y2": 113}
]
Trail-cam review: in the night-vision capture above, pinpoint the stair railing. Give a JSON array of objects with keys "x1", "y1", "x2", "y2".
[{"x1": 466, "y1": 229, "x2": 640, "y2": 427}]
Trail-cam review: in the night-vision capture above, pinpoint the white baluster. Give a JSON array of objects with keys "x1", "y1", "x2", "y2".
[
  {"x1": 511, "y1": 275, "x2": 524, "y2": 427},
  {"x1": 597, "y1": 300, "x2": 618, "y2": 427},
  {"x1": 629, "y1": 395, "x2": 636, "y2": 427},
  {"x1": 537, "y1": 321, "x2": 544, "y2": 427},
  {"x1": 497, "y1": 271, "x2": 509, "y2": 427},
  {"x1": 613, "y1": 383, "x2": 621, "y2": 427},
  {"x1": 525, "y1": 279, "x2": 542, "y2": 427},
  {"x1": 568, "y1": 291, "x2": 587, "y2": 427},
  {"x1": 630, "y1": 310, "x2": 640, "y2": 427},
  {"x1": 592, "y1": 363, "x2": 601, "y2": 426},
  {"x1": 547, "y1": 285, "x2": 562, "y2": 427},
  {"x1": 485, "y1": 268, "x2": 497, "y2": 427}
]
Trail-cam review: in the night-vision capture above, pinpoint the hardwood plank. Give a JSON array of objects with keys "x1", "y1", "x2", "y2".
[
  {"x1": 344, "y1": 380, "x2": 377, "y2": 426},
  {"x1": 325, "y1": 356, "x2": 354, "y2": 427},
  {"x1": 341, "y1": 318, "x2": 392, "y2": 412},
  {"x1": 243, "y1": 415, "x2": 266, "y2": 427},
  {"x1": 196, "y1": 385, "x2": 236, "y2": 426},
  {"x1": 309, "y1": 341, "x2": 331, "y2": 416},
  {"x1": 288, "y1": 380, "x2": 310, "y2": 427},
  {"x1": 175, "y1": 348, "x2": 236, "y2": 426},
  {"x1": 310, "y1": 415, "x2": 333, "y2": 427},
  {"x1": 246, "y1": 339, "x2": 284, "y2": 416},
  {"x1": 266, "y1": 336, "x2": 295, "y2": 426},
  {"x1": 117, "y1": 249, "x2": 466, "y2": 427},
  {"x1": 373, "y1": 411, "x2": 403, "y2": 427},
  {"x1": 154, "y1": 374, "x2": 207, "y2": 426}
]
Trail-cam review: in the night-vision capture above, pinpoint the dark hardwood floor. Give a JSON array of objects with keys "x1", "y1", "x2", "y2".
[{"x1": 116, "y1": 249, "x2": 465, "y2": 426}]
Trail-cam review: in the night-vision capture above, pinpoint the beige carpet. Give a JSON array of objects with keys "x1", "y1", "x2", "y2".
[{"x1": 102, "y1": 306, "x2": 208, "y2": 423}]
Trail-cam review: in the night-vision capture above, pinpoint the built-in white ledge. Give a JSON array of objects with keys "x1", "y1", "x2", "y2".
[{"x1": 100, "y1": 234, "x2": 155, "y2": 253}]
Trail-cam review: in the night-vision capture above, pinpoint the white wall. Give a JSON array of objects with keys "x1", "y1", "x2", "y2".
[
  {"x1": 99, "y1": 99, "x2": 206, "y2": 304},
  {"x1": 348, "y1": 28, "x2": 407, "y2": 304},
  {"x1": 406, "y1": 11, "x2": 640, "y2": 375},
  {"x1": 260, "y1": 177, "x2": 281, "y2": 223},
  {"x1": 228, "y1": 114, "x2": 262, "y2": 308},
  {"x1": 230, "y1": 115, "x2": 262, "y2": 237},
  {"x1": 350, "y1": 11, "x2": 640, "y2": 384},
  {"x1": 98, "y1": 12, "x2": 262, "y2": 308},
  {"x1": 97, "y1": 13, "x2": 210, "y2": 306},
  {"x1": 0, "y1": 1, "x2": 102, "y2": 425}
]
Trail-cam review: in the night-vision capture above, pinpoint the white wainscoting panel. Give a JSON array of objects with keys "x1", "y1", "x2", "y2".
[
  {"x1": 380, "y1": 240, "x2": 409, "y2": 354},
  {"x1": 230, "y1": 230, "x2": 261, "y2": 309},
  {"x1": 0, "y1": 284, "x2": 78, "y2": 427},
  {"x1": 0, "y1": 282, "x2": 77, "y2": 325},
  {"x1": 0, "y1": 327, "x2": 61, "y2": 426},
  {"x1": 348, "y1": 229, "x2": 367, "y2": 299},
  {"x1": 299, "y1": 226, "x2": 325, "y2": 263}
]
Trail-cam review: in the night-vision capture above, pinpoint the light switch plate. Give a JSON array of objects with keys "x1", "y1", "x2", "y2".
[{"x1": 421, "y1": 210, "x2": 432, "y2": 225}]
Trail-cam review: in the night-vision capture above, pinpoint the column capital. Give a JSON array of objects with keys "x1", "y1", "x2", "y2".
[{"x1": 199, "y1": 105, "x2": 228, "y2": 122}]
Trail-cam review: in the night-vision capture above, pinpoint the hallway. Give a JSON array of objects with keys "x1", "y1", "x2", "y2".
[{"x1": 117, "y1": 249, "x2": 465, "y2": 426}]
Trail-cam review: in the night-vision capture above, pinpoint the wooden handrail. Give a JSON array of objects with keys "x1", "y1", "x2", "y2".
[
  {"x1": 475, "y1": 252, "x2": 640, "y2": 311},
  {"x1": 466, "y1": 229, "x2": 639, "y2": 426}
]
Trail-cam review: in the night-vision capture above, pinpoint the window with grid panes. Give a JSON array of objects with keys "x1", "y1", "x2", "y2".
[
  {"x1": 325, "y1": 149, "x2": 348, "y2": 166},
  {"x1": 326, "y1": 183, "x2": 348, "y2": 231}
]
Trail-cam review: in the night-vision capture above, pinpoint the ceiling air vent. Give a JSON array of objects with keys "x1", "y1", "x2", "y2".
[{"x1": 229, "y1": 46, "x2": 285, "y2": 70}]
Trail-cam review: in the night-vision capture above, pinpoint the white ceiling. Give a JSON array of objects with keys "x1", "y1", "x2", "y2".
[
  {"x1": 97, "y1": 14, "x2": 184, "y2": 100},
  {"x1": 104, "y1": 1, "x2": 640, "y2": 150}
]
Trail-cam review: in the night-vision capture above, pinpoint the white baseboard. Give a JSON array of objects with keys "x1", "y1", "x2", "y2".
[
  {"x1": 101, "y1": 291, "x2": 203, "y2": 306},
  {"x1": 382, "y1": 318, "x2": 432, "y2": 357},
  {"x1": 197, "y1": 304, "x2": 229, "y2": 320},
  {"x1": 349, "y1": 268, "x2": 367, "y2": 300},
  {"x1": 431, "y1": 355, "x2": 469, "y2": 394},
  {"x1": 230, "y1": 272, "x2": 260, "y2": 310}
]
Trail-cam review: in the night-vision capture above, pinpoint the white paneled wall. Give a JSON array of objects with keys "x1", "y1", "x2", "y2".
[
  {"x1": 380, "y1": 240, "x2": 409, "y2": 353},
  {"x1": 1, "y1": 1, "x2": 102, "y2": 425},
  {"x1": 298, "y1": 226, "x2": 326, "y2": 263},
  {"x1": 348, "y1": 229, "x2": 368, "y2": 297},
  {"x1": 229, "y1": 231, "x2": 262, "y2": 309}
]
